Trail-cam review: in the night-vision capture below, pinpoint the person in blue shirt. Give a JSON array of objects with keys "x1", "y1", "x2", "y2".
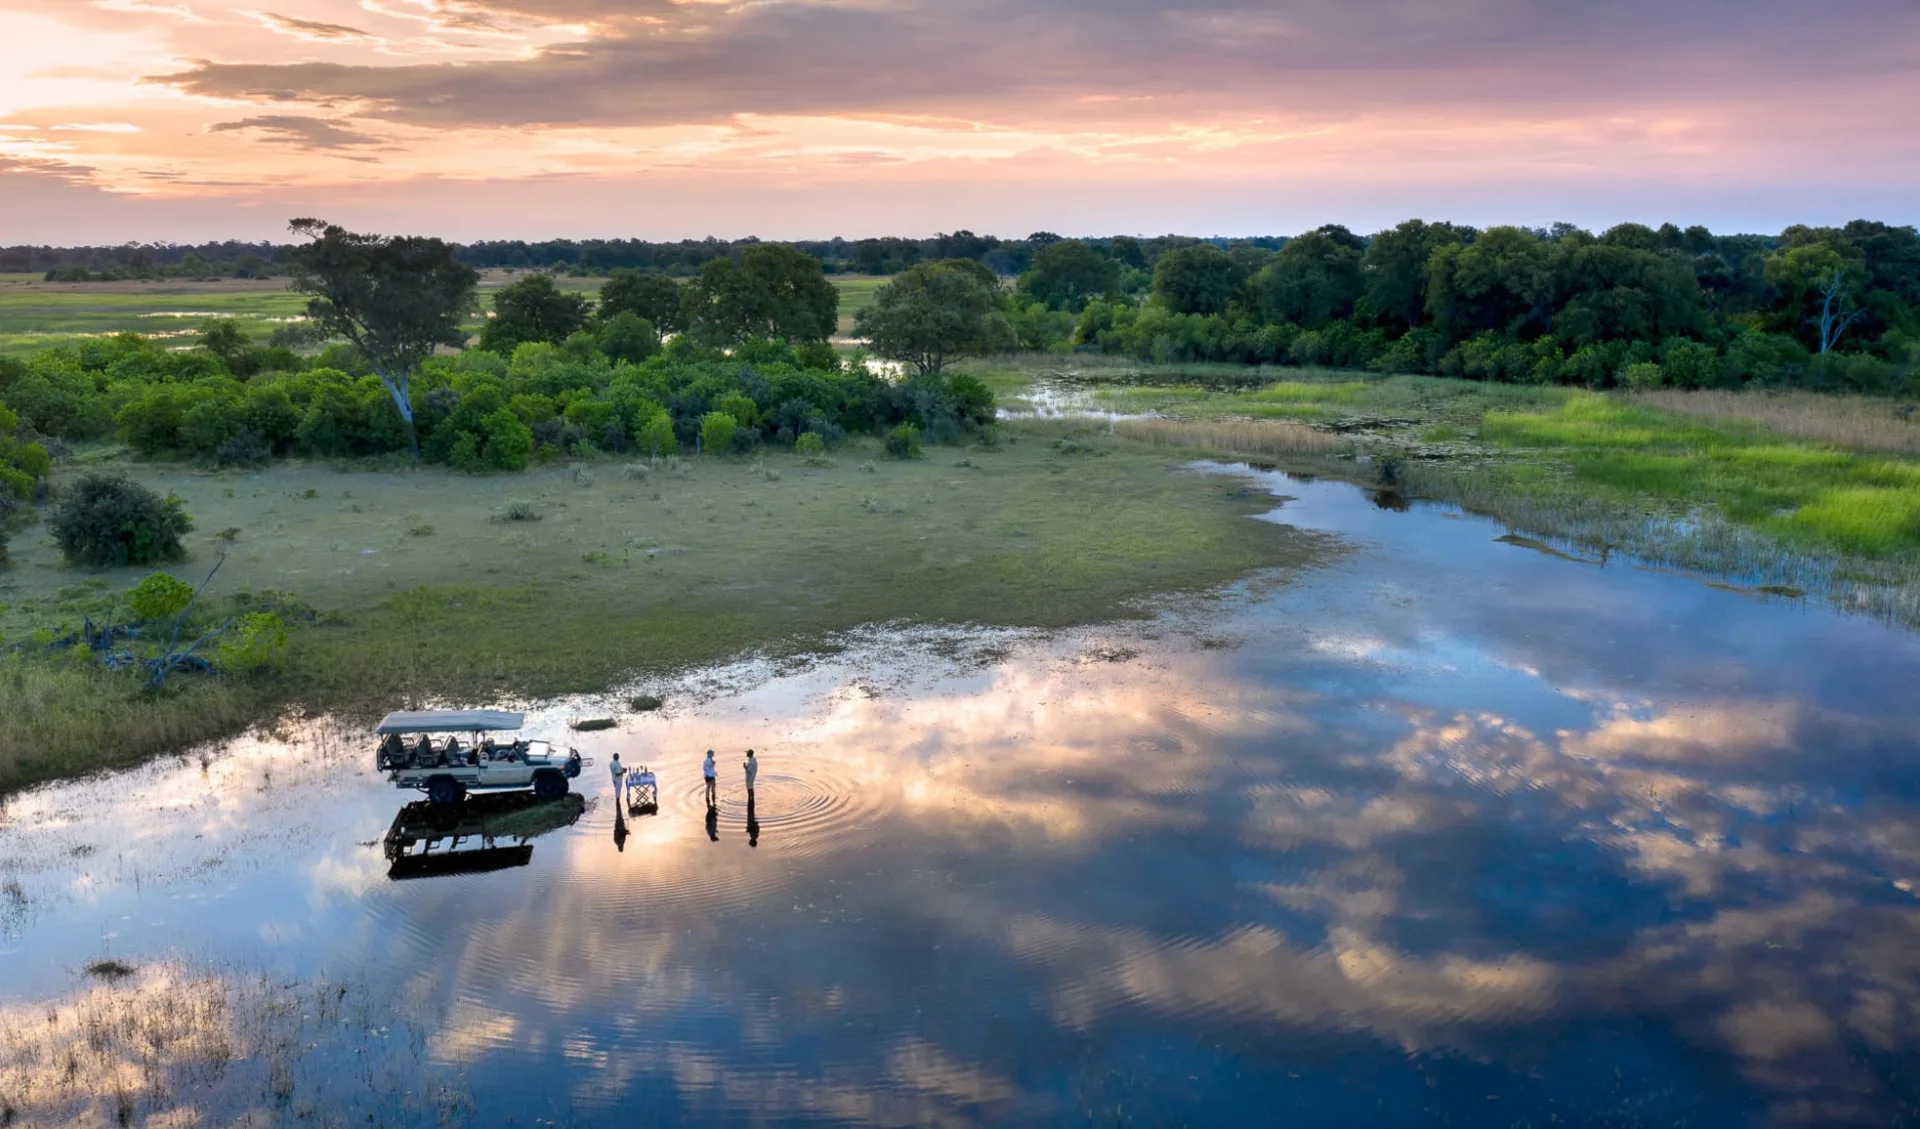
[{"x1": 702, "y1": 749, "x2": 717, "y2": 808}]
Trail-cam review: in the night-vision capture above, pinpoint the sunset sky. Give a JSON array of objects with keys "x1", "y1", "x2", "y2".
[{"x1": 1, "y1": 0, "x2": 1914, "y2": 243}]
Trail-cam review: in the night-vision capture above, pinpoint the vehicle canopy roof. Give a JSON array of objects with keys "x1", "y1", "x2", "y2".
[{"x1": 376, "y1": 709, "x2": 525, "y2": 735}]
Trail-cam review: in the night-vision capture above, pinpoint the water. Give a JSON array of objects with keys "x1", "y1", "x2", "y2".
[{"x1": 5, "y1": 467, "x2": 1920, "y2": 1126}]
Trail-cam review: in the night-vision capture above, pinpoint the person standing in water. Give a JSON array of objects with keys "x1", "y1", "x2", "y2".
[
  {"x1": 702, "y1": 749, "x2": 717, "y2": 808},
  {"x1": 609, "y1": 752, "x2": 624, "y2": 805},
  {"x1": 743, "y1": 748, "x2": 758, "y2": 794}
]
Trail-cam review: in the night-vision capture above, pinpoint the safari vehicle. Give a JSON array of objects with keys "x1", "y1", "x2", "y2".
[{"x1": 376, "y1": 709, "x2": 585, "y2": 805}]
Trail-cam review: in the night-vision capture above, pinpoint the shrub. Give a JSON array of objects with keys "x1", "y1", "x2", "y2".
[
  {"x1": 884, "y1": 422, "x2": 924, "y2": 459},
  {"x1": 1622, "y1": 362, "x2": 1667, "y2": 390},
  {"x1": 636, "y1": 411, "x2": 678, "y2": 457},
  {"x1": 48, "y1": 475, "x2": 193, "y2": 567},
  {"x1": 795, "y1": 432, "x2": 826, "y2": 456},
  {"x1": 128, "y1": 572, "x2": 195, "y2": 622},
  {"x1": 215, "y1": 612, "x2": 289, "y2": 675},
  {"x1": 491, "y1": 498, "x2": 541, "y2": 523},
  {"x1": 700, "y1": 411, "x2": 738, "y2": 454},
  {"x1": 213, "y1": 428, "x2": 273, "y2": 468}
]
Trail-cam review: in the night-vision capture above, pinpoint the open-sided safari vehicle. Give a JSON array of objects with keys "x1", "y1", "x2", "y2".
[{"x1": 376, "y1": 709, "x2": 585, "y2": 805}]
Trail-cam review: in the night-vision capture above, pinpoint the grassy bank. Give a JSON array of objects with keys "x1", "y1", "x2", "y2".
[
  {"x1": 0, "y1": 430, "x2": 1328, "y2": 791},
  {"x1": 969, "y1": 356, "x2": 1920, "y2": 618}
]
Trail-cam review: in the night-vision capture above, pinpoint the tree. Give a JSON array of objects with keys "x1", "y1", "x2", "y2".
[
  {"x1": 1425, "y1": 226, "x2": 1557, "y2": 341},
  {"x1": 856, "y1": 259, "x2": 1010, "y2": 378},
  {"x1": 1151, "y1": 244, "x2": 1243, "y2": 316},
  {"x1": 683, "y1": 245, "x2": 838, "y2": 345},
  {"x1": 1362, "y1": 219, "x2": 1467, "y2": 330},
  {"x1": 285, "y1": 219, "x2": 478, "y2": 458},
  {"x1": 598, "y1": 311, "x2": 661, "y2": 364},
  {"x1": 1766, "y1": 243, "x2": 1868, "y2": 354},
  {"x1": 479, "y1": 274, "x2": 590, "y2": 354},
  {"x1": 1252, "y1": 226, "x2": 1366, "y2": 327},
  {"x1": 598, "y1": 269, "x2": 685, "y2": 335},
  {"x1": 1016, "y1": 240, "x2": 1120, "y2": 311}
]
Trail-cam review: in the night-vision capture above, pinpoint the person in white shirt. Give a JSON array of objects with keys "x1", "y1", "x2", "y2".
[
  {"x1": 743, "y1": 748, "x2": 758, "y2": 793},
  {"x1": 609, "y1": 753, "x2": 624, "y2": 804},
  {"x1": 702, "y1": 750, "x2": 717, "y2": 808}
]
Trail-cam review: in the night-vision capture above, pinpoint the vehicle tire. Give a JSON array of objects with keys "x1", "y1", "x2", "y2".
[
  {"x1": 427, "y1": 775, "x2": 465, "y2": 807},
  {"x1": 533, "y1": 770, "x2": 568, "y2": 801}
]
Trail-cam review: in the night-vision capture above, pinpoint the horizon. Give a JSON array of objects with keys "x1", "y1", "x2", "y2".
[{"x1": 2, "y1": 0, "x2": 1914, "y2": 244}]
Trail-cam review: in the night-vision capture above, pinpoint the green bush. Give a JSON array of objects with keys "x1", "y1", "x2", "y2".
[
  {"x1": 128, "y1": 572, "x2": 195, "y2": 622},
  {"x1": 636, "y1": 410, "x2": 678, "y2": 457},
  {"x1": 215, "y1": 612, "x2": 289, "y2": 675},
  {"x1": 48, "y1": 474, "x2": 193, "y2": 567},
  {"x1": 884, "y1": 422, "x2": 923, "y2": 459},
  {"x1": 1621, "y1": 362, "x2": 1666, "y2": 390},
  {"x1": 700, "y1": 411, "x2": 738, "y2": 455},
  {"x1": 795, "y1": 431, "x2": 826, "y2": 456}
]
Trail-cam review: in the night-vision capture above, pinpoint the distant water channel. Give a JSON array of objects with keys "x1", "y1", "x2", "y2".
[{"x1": 5, "y1": 467, "x2": 1920, "y2": 1126}]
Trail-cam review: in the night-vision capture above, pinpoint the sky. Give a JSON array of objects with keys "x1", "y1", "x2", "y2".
[{"x1": 0, "y1": 0, "x2": 1915, "y2": 244}]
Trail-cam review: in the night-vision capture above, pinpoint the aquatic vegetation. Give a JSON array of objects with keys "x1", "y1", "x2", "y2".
[{"x1": 1113, "y1": 417, "x2": 1341, "y2": 459}]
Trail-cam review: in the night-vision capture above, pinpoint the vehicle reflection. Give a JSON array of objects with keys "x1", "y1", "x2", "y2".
[{"x1": 383, "y1": 792, "x2": 586, "y2": 880}]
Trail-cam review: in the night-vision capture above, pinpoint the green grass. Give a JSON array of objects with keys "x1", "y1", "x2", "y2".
[
  {"x1": 0, "y1": 430, "x2": 1327, "y2": 792},
  {"x1": 1480, "y1": 393, "x2": 1920, "y2": 556}
]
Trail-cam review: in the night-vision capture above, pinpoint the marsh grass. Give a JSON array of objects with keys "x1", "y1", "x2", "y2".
[
  {"x1": 1113, "y1": 417, "x2": 1342, "y2": 459},
  {"x1": 1636, "y1": 389, "x2": 1920, "y2": 455},
  {"x1": 1480, "y1": 393, "x2": 1920, "y2": 558},
  {"x1": 0, "y1": 961, "x2": 475, "y2": 1126},
  {"x1": 0, "y1": 437, "x2": 1324, "y2": 791}
]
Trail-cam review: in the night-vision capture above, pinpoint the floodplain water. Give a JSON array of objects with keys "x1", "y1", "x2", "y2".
[{"x1": 4, "y1": 466, "x2": 1920, "y2": 1126}]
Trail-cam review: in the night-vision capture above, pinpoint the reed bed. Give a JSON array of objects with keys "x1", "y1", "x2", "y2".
[
  {"x1": 1635, "y1": 389, "x2": 1920, "y2": 455},
  {"x1": 1112, "y1": 417, "x2": 1343, "y2": 459}
]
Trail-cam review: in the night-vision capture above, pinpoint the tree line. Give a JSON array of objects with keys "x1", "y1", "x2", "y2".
[
  {"x1": 7, "y1": 231, "x2": 1278, "y2": 282},
  {"x1": 993, "y1": 220, "x2": 1920, "y2": 392},
  {"x1": 0, "y1": 224, "x2": 994, "y2": 542}
]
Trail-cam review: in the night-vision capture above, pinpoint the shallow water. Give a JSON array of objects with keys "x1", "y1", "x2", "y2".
[{"x1": 5, "y1": 467, "x2": 1920, "y2": 1126}]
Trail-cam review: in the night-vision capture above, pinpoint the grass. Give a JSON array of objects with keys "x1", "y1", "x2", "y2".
[
  {"x1": 0, "y1": 432, "x2": 1326, "y2": 791},
  {"x1": 1635, "y1": 389, "x2": 1920, "y2": 455},
  {"x1": 0, "y1": 960, "x2": 476, "y2": 1126},
  {"x1": 1112, "y1": 417, "x2": 1343, "y2": 460},
  {"x1": 1477, "y1": 393, "x2": 1920, "y2": 557}
]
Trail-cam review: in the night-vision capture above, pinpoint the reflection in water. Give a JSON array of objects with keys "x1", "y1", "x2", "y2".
[{"x1": 4, "y1": 471, "x2": 1920, "y2": 1125}]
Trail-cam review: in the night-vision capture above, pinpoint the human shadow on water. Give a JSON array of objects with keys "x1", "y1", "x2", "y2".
[
  {"x1": 613, "y1": 807, "x2": 629, "y2": 853},
  {"x1": 747, "y1": 792, "x2": 760, "y2": 849},
  {"x1": 706, "y1": 803, "x2": 719, "y2": 843}
]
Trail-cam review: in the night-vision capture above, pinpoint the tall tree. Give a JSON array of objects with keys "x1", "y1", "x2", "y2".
[
  {"x1": 1151, "y1": 244, "x2": 1243, "y2": 316},
  {"x1": 1767, "y1": 242, "x2": 1869, "y2": 354},
  {"x1": 285, "y1": 219, "x2": 478, "y2": 458},
  {"x1": 1016, "y1": 240, "x2": 1119, "y2": 312},
  {"x1": 683, "y1": 245, "x2": 839, "y2": 345},
  {"x1": 598, "y1": 269, "x2": 686, "y2": 335},
  {"x1": 1253, "y1": 226, "x2": 1366, "y2": 327},
  {"x1": 1362, "y1": 219, "x2": 1467, "y2": 330},
  {"x1": 479, "y1": 274, "x2": 590, "y2": 354},
  {"x1": 856, "y1": 259, "x2": 1010, "y2": 378}
]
